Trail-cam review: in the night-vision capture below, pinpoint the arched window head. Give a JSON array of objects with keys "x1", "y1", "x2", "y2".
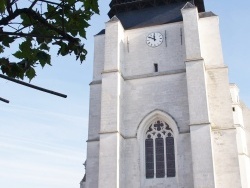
[{"x1": 145, "y1": 120, "x2": 176, "y2": 179}]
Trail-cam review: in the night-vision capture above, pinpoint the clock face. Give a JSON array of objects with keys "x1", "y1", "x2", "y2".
[{"x1": 146, "y1": 32, "x2": 163, "y2": 47}]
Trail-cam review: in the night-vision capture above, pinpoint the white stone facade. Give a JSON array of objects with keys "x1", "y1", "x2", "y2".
[{"x1": 82, "y1": 3, "x2": 250, "y2": 188}]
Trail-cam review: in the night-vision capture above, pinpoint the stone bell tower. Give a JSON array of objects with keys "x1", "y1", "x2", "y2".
[{"x1": 81, "y1": 1, "x2": 250, "y2": 188}]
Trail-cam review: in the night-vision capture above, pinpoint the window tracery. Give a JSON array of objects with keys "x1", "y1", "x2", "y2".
[{"x1": 145, "y1": 120, "x2": 176, "y2": 179}]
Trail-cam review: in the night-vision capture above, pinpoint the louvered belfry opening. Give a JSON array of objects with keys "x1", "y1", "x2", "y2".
[{"x1": 108, "y1": 0, "x2": 205, "y2": 18}]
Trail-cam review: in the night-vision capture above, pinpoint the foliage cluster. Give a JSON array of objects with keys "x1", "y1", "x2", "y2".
[{"x1": 0, "y1": 0, "x2": 99, "y2": 80}]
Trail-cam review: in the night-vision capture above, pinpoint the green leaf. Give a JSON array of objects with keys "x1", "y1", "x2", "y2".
[
  {"x1": 37, "y1": 51, "x2": 51, "y2": 67},
  {"x1": 39, "y1": 43, "x2": 50, "y2": 51},
  {"x1": 20, "y1": 13, "x2": 32, "y2": 26},
  {"x1": 58, "y1": 43, "x2": 69, "y2": 56},
  {"x1": 13, "y1": 51, "x2": 25, "y2": 59},
  {"x1": 0, "y1": 1, "x2": 6, "y2": 13},
  {"x1": 0, "y1": 0, "x2": 99, "y2": 80},
  {"x1": 47, "y1": 4, "x2": 56, "y2": 13},
  {"x1": 84, "y1": 0, "x2": 99, "y2": 14},
  {"x1": 66, "y1": 0, "x2": 75, "y2": 5},
  {"x1": 26, "y1": 67, "x2": 36, "y2": 80},
  {"x1": 0, "y1": 58, "x2": 12, "y2": 76},
  {"x1": 2, "y1": 37, "x2": 15, "y2": 47},
  {"x1": 36, "y1": 37, "x2": 46, "y2": 44},
  {"x1": 10, "y1": 63, "x2": 24, "y2": 79},
  {"x1": 80, "y1": 54, "x2": 85, "y2": 62},
  {"x1": 0, "y1": 45, "x2": 4, "y2": 53},
  {"x1": 79, "y1": 29, "x2": 86, "y2": 38},
  {"x1": 0, "y1": 58, "x2": 9, "y2": 66},
  {"x1": 19, "y1": 40, "x2": 32, "y2": 55}
]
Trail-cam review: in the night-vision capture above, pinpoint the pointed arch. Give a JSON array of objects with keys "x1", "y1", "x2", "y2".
[
  {"x1": 137, "y1": 109, "x2": 179, "y2": 186},
  {"x1": 137, "y1": 109, "x2": 179, "y2": 141}
]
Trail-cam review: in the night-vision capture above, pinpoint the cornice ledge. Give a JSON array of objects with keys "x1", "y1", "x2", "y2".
[
  {"x1": 86, "y1": 138, "x2": 100, "y2": 142},
  {"x1": 238, "y1": 153, "x2": 250, "y2": 158},
  {"x1": 205, "y1": 65, "x2": 228, "y2": 70},
  {"x1": 102, "y1": 69, "x2": 120, "y2": 74},
  {"x1": 101, "y1": 69, "x2": 125, "y2": 80},
  {"x1": 89, "y1": 80, "x2": 102, "y2": 85},
  {"x1": 124, "y1": 69, "x2": 186, "y2": 81},
  {"x1": 234, "y1": 124, "x2": 245, "y2": 130},
  {"x1": 232, "y1": 102, "x2": 243, "y2": 108},
  {"x1": 99, "y1": 130, "x2": 125, "y2": 139},
  {"x1": 189, "y1": 122, "x2": 211, "y2": 126},
  {"x1": 185, "y1": 57, "x2": 204, "y2": 63},
  {"x1": 211, "y1": 127, "x2": 237, "y2": 131}
]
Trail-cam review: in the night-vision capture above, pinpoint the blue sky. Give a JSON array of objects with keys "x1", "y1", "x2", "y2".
[{"x1": 0, "y1": 1, "x2": 249, "y2": 188}]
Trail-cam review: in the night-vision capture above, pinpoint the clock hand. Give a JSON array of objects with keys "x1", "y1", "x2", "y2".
[
  {"x1": 148, "y1": 37, "x2": 155, "y2": 40},
  {"x1": 153, "y1": 33, "x2": 156, "y2": 41}
]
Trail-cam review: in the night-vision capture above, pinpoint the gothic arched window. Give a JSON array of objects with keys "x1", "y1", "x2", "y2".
[{"x1": 145, "y1": 120, "x2": 176, "y2": 179}]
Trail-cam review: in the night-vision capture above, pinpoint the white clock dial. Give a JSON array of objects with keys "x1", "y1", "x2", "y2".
[{"x1": 146, "y1": 32, "x2": 163, "y2": 47}]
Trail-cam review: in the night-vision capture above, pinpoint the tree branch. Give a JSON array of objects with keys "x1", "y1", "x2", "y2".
[
  {"x1": 6, "y1": 0, "x2": 13, "y2": 14},
  {"x1": 29, "y1": 0, "x2": 39, "y2": 10},
  {"x1": 0, "y1": 8, "x2": 23, "y2": 25},
  {"x1": 26, "y1": 8, "x2": 79, "y2": 43},
  {"x1": 10, "y1": 0, "x2": 19, "y2": 6},
  {"x1": 0, "y1": 8, "x2": 79, "y2": 44},
  {"x1": 1, "y1": 31, "x2": 64, "y2": 39}
]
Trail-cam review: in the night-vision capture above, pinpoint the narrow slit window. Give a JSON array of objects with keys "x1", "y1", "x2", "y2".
[{"x1": 154, "y1": 64, "x2": 158, "y2": 72}]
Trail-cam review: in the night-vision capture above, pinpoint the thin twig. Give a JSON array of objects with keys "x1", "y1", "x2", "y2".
[
  {"x1": 0, "y1": 31, "x2": 64, "y2": 39},
  {"x1": 29, "y1": 0, "x2": 39, "y2": 10},
  {"x1": 37, "y1": 0, "x2": 62, "y2": 6}
]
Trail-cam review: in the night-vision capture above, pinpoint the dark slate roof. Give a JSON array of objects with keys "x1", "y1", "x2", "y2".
[
  {"x1": 199, "y1": 11, "x2": 217, "y2": 18},
  {"x1": 96, "y1": 2, "x2": 211, "y2": 35},
  {"x1": 117, "y1": 2, "x2": 186, "y2": 29},
  {"x1": 96, "y1": 29, "x2": 105, "y2": 35},
  {"x1": 109, "y1": 0, "x2": 205, "y2": 18},
  {"x1": 96, "y1": 2, "x2": 186, "y2": 35}
]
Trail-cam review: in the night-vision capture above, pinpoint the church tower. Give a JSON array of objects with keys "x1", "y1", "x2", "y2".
[{"x1": 81, "y1": 1, "x2": 250, "y2": 187}]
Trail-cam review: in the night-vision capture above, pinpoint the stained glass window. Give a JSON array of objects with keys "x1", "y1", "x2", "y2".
[
  {"x1": 155, "y1": 136, "x2": 165, "y2": 178},
  {"x1": 145, "y1": 136, "x2": 154, "y2": 178},
  {"x1": 166, "y1": 134, "x2": 175, "y2": 177},
  {"x1": 145, "y1": 120, "x2": 176, "y2": 179}
]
